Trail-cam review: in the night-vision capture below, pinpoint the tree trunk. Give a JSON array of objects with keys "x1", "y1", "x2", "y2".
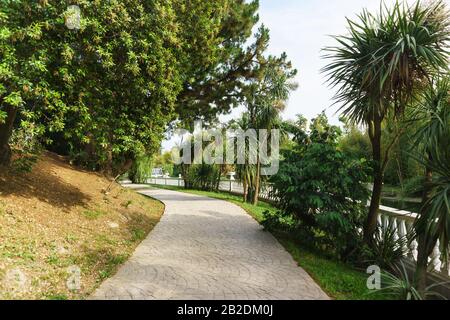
[
  {"x1": 105, "y1": 146, "x2": 113, "y2": 177},
  {"x1": 415, "y1": 160, "x2": 434, "y2": 295},
  {"x1": 0, "y1": 105, "x2": 18, "y2": 165},
  {"x1": 243, "y1": 177, "x2": 248, "y2": 202},
  {"x1": 364, "y1": 117, "x2": 383, "y2": 243},
  {"x1": 253, "y1": 161, "x2": 261, "y2": 205},
  {"x1": 215, "y1": 165, "x2": 222, "y2": 192}
]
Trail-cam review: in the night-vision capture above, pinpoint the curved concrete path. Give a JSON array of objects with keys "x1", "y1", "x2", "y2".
[{"x1": 91, "y1": 186, "x2": 329, "y2": 300}]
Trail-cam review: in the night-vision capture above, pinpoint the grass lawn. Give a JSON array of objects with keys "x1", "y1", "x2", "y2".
[{"x1": 148, "y1": 184, "x2": 386, "y2": 300}]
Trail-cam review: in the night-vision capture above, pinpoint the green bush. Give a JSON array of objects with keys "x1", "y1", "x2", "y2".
[
  {"x1": 128, "y1": 156, "x2": 152, "y2": 184},
  {"x1": 183, "y1": 164, "x2": 221, "y2": 191},
  {"x1": 401, "y1": 176, "x2": 425, "y2": 198},
  {"x1": 9, "y1": 125, "x2": 43, "y2": 172},
  {"x1": 267, "y1": 114, "x2": 370, "y2": 261},
  {"x1": 361, "y1": 222, "x2": 408, "y2": 270}
]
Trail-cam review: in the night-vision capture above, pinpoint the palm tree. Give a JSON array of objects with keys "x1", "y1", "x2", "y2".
[
  {"x1": 323, "y1": 0, "x2": 450, "y2": 243},
  {"x1": 410, "y1": 76, "x2": 450, "y2": 293},
  {"x1": 240, "y1": 58, "x2": 297, "y2": 205}
]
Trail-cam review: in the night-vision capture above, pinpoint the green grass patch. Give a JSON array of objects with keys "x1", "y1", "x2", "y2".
[
  {"x1": 46, "y1": 253, "x2": 60, "y2": 266},
  {"x1": 82, "y1": 209, "x2": 106, "y2": 219},
  {"x1": 130, "y1": 228, "x2": 146, "y2": 242},
  {"x1": 98, "y1": 254, "x2": 129, "y2": 280},
  {"x1": 46, "y1": 294, "x2": 68, "y2": 300},
  {"x1": 149, "y1": 184, "x2": 387, "y2": 300},
  {"x1": 275, "y1": 234, "x2": 385, "y2": 300}
]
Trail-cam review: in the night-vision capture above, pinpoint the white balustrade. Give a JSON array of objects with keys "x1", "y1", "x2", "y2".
[{"x1": 379, "y1": 205, "x2": 448, "y2": 278}]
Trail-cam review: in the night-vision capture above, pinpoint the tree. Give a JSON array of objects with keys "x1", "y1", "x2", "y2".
[
  {"x1": 323, "y1": 0, "x2": 450, "y2": 242},
  {"x1": 0, "y1": 0, "x2": 68, "y2": 165},
  {"x1": 45, "y1": 0, "x2": 181, "y2": 175},
  {"x1": 237, "y1": 53, "x2": 297, "y2": 205},
  {"x1": 338, "y1": 118, "x2": 372, "y2": 162},
  {"x1": 1, "y1": 0, "x2": 183, "y2": 174},
  {"x1": 174, "y1": 0, "x2": 272, "y2": 125},
  {"x1": 410, "y1": 76, "x2": 450, "y2": 294}
]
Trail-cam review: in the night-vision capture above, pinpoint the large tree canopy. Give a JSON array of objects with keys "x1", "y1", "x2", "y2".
[
  {"x1": 1, "y1": 0, "x2": 182, "y2": 172},
  {"x1": 1, "y1": 0, "x2": 289, "y2": 175},
  {"x1": 174, "y1": 0, "x2": 273, "y2": 125}
]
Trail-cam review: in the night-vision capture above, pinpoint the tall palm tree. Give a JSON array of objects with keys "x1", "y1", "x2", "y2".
[
  {"x1": 323, "y1": 0, "x2": 450, "y2": 243},
  {"x1": 410, "y1": 76, "x2": 450, "y2": 293},
  {"x1": 240, "y1": 59, "x2": 297, "y2": 205}
]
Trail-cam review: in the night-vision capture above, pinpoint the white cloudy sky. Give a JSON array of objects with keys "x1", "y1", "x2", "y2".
[
  {"x1": 257, "y1": 0, "x2": 388, "y2": 124},
  {"x1": 162, "y1": 0, "x2": 439, "y2": 150}
]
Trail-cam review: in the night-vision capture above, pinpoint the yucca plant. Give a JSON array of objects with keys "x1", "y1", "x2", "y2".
[
  {"x1": 409, "y1": 76, "x2": 450, "y2": 293},
  {"x1": 362, "y1": 221, "x2": 408, "y2": 270},
  {"x1": 413, "y1": 145, "x2": 450, "y2": 294},
  {"x1": 323, "y1": 0, "x2": 450, "y2": 243},
  {"x1": 239, "y1": 57, "x2": 297, "y2": 205},
  {"x1": 377, "y1": 261, "x2": 447, "y2": 300}
]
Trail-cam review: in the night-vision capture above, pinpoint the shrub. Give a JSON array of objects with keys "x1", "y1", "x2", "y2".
[
  {"x1": 401, "y1": 176, "x2": 425, "y2": 198},
  {"x1": 183, "y1": 164, "x2": 221, "y2": 191},
  {"x1": 9, "y1": 125, "x2": 43, "y2": 172},
  {"x1": 376, "y1": 262, "x2": 446, "y2": 300},
  {"x1": 361, "y1": 222, "x2": 408, "y2": 270},
  {"x1": 128, "y1": 156, "x2": 152, "y2": 184},
  {"x1": 267, "y1": 115, "x2": 370, "y2": 261}
]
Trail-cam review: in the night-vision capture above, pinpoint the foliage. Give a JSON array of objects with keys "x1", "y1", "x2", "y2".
[
  {"x1": 268, "y1": 113, "x2": 371, "y2": 260},
  {"x1": 0, "y1": 0, "x2": 183, "y2": 172},
  {"x1": 401, "y1": 176, "x2": 426, "y2": 198},
  {"x1": 323, "y1": 0, "x2": 450, "y2": 240},
  {"x1": 323, "y1": 0, "x2": 449, "y2": 125},
  {"x1": 382, "y1": 117, "x2": 424, "y2": 187},
  {"x1": 0, "y1": 0, "x2": 69, "y2": 164},
  {"x1": 338, "y1": 119, "x2": 371, "y2": 162},
  {"x1": 377, "y1": 262, "x2": 446, "y2": 300},
  {"x1": 361, "y1": 222, "x2": 408, "y2": 270},
  {"x1": 184, "y1": 164, "x2": 221, "y2": 191},
  {"x1": 154, "y1": 151, "x2": 175, "y2": 177},
  {"x1": 232, "y1": 56, "x2": 297, "y2": 204},
  {"x1": 2, "y1": 1, "x2": 282, "y2": 174},
  {"x1": 8, "y1": 124, "x2": 42, "y2": 172},
  {"x1": 128, "y1": 156, "x2": 152, "y2": 184},
  {"x1": 414, "y1": 146, "x2": 450, "y2": 261},
  {"x1": 175, "y1": 0, "x2": 268, "y2": 125},
  {"x1": 261, "y1": 209, "x2": 297, "y2": 232},
  {"x1": 410, "y1": 75, "x2": 450, "y2": 293}
]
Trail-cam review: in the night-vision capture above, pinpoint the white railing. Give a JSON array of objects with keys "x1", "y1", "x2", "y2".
[
  {"x1": 142, "y1": 177, "x2": 449, "y2": 279},
  {"x1": 146, "y1": 177, "x2": 277, "y2": 202},
  {"x1": 379, "y1": 206, "x2": 449, "y2": 278}
]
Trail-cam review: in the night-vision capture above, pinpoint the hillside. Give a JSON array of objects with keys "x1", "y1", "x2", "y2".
[{"x1": 0, "y1": 152, "x2": 164, "y2": 299}]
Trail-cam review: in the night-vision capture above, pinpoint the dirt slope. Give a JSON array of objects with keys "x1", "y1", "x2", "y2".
[{"x1": 0, "y1": 152, "x2": 164, "y2": 299}]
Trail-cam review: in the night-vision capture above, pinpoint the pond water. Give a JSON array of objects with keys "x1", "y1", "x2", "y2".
[{"x1": 381, "y1": 198, "x2": 421, "y2": 213}]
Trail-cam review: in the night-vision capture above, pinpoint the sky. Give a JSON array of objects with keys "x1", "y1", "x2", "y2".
[
  {"x1": 162, "y1": 0, "x2": 428, "y2": 151},
  {"x1": 256, "y1": 0, "x2": 389, "y2": 124}
]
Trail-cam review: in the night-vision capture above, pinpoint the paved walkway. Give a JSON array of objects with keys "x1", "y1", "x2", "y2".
[{"x1": 91, "y1": 186, "x2": 329, "y2": 300}]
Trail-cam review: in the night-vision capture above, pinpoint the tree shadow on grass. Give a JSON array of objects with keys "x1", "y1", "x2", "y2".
[{"x1": 0, "y1": 153, "x2": 91, "y2": 210}]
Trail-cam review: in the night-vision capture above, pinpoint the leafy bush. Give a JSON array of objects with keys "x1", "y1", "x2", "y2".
[
  {"x1": 267, "y1": 114, "x2": 370, "y2": 261},
  {"x1": 261, "y1": 209, "x2": 297, "y2": 232},
  {"x1": 402, "y1": 176, "x2": 425, "y2": 198},
  {"x1": 9, "y1": 125, "x2": 43, "y2": 172},
  {"x1": 128, "y1": 156, "x2": 152, "y2": 184},
  {"x1": 184, "y1": 164, "x2": 221, "y2": 191}
]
